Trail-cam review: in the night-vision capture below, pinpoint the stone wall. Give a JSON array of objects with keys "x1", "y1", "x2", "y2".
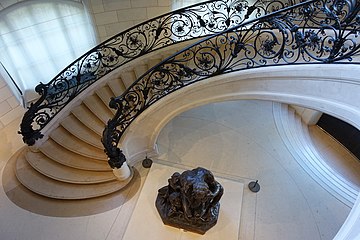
[
  {"x1": 88, "y1": 0, "x2": 211, "y2": 42},
  {"x1": 89, "y1": 0, "x2": 172, "y2": 42},
  {"x1": 0, "y1": 74, "x2": 24, "y2": 130}
]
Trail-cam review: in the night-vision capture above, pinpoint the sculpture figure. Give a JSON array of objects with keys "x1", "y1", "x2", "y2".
[{"x1": 156, "y1": 167, "x2": 223, "y2": 234}]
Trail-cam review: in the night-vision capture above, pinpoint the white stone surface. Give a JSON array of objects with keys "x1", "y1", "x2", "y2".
[
  {"x1": 103, "y1": 0, "x2": 131, "y2": 11},
  {"x1": 113, "y1": 162, "x2": 132, "y2": 180},
  {"x1": 120, "y1": 64, "x2": 360, "y2": 162},
  {"x1": 0, "y1": 66, "x2": 23, "y2": 129},
  {"x1": 94, "y1": 11, "x2": 119, "y2": 25},
  {"x1": 117, "y1": 8, "x2": 147, "y2": 21},
  {"x1": 122, "y1": 163, "x2": 243, "y2": 240},
  {"x1": 0, "y1": 98, "x2": 358, "y2": 239},
  {"x1": 156, "y1": 100, "x2": 353, "y2": 240},
  {"x1": 146, "y1": 6, "x2": 170, "y2": 18},
  {"x1": 273, "y1": 103, "x2": 359, "y2": 207},
  {"x1": 87, "y1": 0, "x2": 174, "y2": 41}
]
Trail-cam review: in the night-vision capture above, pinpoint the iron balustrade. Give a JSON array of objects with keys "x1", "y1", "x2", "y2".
[
  {"x1": 102, "y1": 0, "x2": 360, "y2": 169},
  {"x1": 18, "y1": 0, "x2": 295, "y2": 146}
]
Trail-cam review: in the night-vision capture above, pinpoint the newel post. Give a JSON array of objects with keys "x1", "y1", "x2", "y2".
[
  {"x1": 108, "y1": 147, "x2": 132, "y2": 181},
  {"x1": 102, "y1": 100, "x2": 132, "y2": 181}
]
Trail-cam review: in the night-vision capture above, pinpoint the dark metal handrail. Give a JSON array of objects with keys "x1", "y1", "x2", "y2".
[
  {"x1": 102, "y1": 0, "x2": 360, "y2": 168},
  {"x1": 19, "y1": 0, "x2": 295, "y2": 146}
]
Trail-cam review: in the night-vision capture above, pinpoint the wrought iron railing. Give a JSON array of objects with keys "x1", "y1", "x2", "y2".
[
  {"x1": 102, "y1": 0, "x2": 360, "y2": 168},
  {"x1": 18, "y1": 0, "x2": 296, "y2": 146}
]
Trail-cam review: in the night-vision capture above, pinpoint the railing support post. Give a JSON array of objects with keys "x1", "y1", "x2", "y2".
[
  {"x1": 105, "y1": 146, "x2": 132, "y2": 181},
  {"x1": 112, "y1": 162, "x2": 132, "y2": 181},
  {"x1": 102, "y1": 112, "x2": 132, "y2": 181}
]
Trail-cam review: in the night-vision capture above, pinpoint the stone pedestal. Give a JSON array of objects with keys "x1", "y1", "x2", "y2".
[
  {"x1": 122, "y1": 163, "x2": 244, "y2": 240},
  {"x1": 155, "y1": 167, "x2": 223, "y2": 235},
  {"x1": 112, "y1": 162, "x2": 131, "y2": 181}
]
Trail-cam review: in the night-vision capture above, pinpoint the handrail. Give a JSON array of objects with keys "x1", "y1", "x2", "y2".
[
  {"x1": 102, "y1": 0, "x2": 360, "y2": 168},
  {"x1": 18, "y1": 0, "x2": 295, "y2": 146}
]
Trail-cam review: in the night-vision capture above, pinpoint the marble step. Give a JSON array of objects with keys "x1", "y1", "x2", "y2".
[
  {"x1": 40, "y1": 139, "x2": 110, "y2": 171},
  {"x1": 120, "y1": 71, "x2": 137, "y2": 89},
  {"x1": 83, "y1": 94, "x2": 114, "y2": 124},
  {"x1": 273, "y1": 103, "x2": 357, "y2": 207},
  {"x1": 71, "y1": 104, "x2": 104, "y2": 136},
  {"x1": 96, "y1": 85, "x2": 116, "y2": 113},
  {"x1": 144, "y1": 57, "x2": 164, "y2": 74},
  {"x1": 108, "y1": 76, "x2": 126, "y2": 97},
  {"x1": 147, "y1": 57, "x2": 163, "y2": 67},
  {"x1": 16, "y1": 151, "x2": 132, "y2": 199},
  {"x1": 26, "y1": 150, "x2": 115, "y2": 184},
  {"x1": 125, "y1": 58, "x2": 164, "y2": 89},
  {"x1": 61, "y1": 114, "x2": 102, "y2": 148},
  {"x1": 288, "y1": 108, "x2": 335, "y2": 183},
  {"x1": 50, "y1": 126, "x2": 107, "y2": 160},
  {"x1": 292, "y1": 108, "x2": 358, "y2": 202},
  {"x1": 133, "y1": 64, "x2": 149, "y2": 79}
]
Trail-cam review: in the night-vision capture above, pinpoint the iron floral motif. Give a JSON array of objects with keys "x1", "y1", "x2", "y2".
[
  {"x1": 20, "y1": 0, "x2": 285, "y2": 146},
  {"x1": 103, "y1": 0, "x2": 360, "y2": 167}
]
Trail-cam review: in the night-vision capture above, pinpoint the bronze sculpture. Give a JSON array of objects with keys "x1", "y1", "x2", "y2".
[{"x1": 155, "y1": 167, "x2": 223, "y2": 234}]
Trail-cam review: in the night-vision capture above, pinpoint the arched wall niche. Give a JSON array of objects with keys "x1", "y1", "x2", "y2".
[
  {"x1": 119, "y1": 64, "x2": 360, "y2": 161},
  {"x1": 118, "y1": 63, "x2": 360, "y2": 240}
]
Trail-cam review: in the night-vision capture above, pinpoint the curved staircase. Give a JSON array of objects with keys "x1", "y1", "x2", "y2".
[
  {"x1": 273, "y1": 103, "x2": 359, "y2": 207},
  {"x1": 14, "y1": 56, "x2": 165, "y2": 199},
  {"x1": 12, "y1": 0, "x2": 360, "y2": 205}
]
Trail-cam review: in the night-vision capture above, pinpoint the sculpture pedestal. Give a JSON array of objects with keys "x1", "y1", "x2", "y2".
[{"x1": 122, "y1": 163, "x2": 244, "y2": 240}]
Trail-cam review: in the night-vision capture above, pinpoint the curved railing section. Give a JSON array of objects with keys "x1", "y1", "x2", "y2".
[
  {"x1": 18, "y1": 0, "x2": 296, "y2": 146},
  {"x1": 102, "y1": 0, "x2": 360, "y2": 168}
]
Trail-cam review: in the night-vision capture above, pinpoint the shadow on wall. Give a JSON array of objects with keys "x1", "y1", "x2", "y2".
[{"x1": 317, "y1": 114, "x2": 360, "y2": 161}]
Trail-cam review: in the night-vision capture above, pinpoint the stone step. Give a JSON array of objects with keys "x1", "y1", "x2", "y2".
[
  {"x1": 292, "y1": 108, "x2": 359, "y2": 202},
  {"x1": 273, "y1": 103, "x2": 358, "y2": 207},
  {"x1": 71, "y1": 104, "x2": 104, "y2": 136},
  {"x1": 26, "y1": 150, "x2": 115, "y2": 184},
  {"x1": 16, "y1": 151, "x2": 132, "y2": 200},
  {"x1": 50, "y1": 126, "x2": 107, "y2": 160},
  {"x1": 83, "y1": 94, "x2": 114, "y2": 124},
  {"x1": 14, "y1": 45, "x2": 179, "y2": 201},
  {"x1": 96, "y1": 85, "x2": 116, "y2": 113},
  {"x1": 120, "y1": 71, "x2": 137, "y2": 89},
  {"x1": 147, "y1": 57, "x2": 163, "y2": 67},
  {"x1": 61, "y1": 114, "x2": 102, "y2": 148},
  {"x1": 40, "y1": 139, "x2": 110, "y2": 171},
  {"x1": 108, "y1": 76, "x2": 126, "y2": 97},
  {"x1": 133, "y1": 64, "x2": 149, "y2": 79}
]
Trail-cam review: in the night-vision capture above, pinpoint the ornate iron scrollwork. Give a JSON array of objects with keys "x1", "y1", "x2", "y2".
[
  {"x1": 20, "y1": 0, "x2": 294, "y2": 146},
  {"x1": 102, "y1": 0, "x2": 360, "y2": 167}
]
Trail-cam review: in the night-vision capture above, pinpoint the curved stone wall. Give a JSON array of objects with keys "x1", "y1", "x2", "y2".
[
  {"x1": 118, "y1": 63, "x2": 360, "y2": 240},
  {"x1": 120, "y1": 64, "x2": 360, "y2": 160}
]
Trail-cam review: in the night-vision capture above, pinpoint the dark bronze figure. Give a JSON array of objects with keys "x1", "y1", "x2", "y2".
[{"x1": 155, "y1": 167, "x2": 223, "y2": 234}]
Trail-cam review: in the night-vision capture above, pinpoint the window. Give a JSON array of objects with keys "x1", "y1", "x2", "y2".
[{"x1": 0, "y1": 0, "x2": 97, "y2": 104}]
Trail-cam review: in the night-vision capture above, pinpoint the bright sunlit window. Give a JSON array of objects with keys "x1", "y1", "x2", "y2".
[{"x1": 0, "y1": 0, "x2": 97, "y2": 103}]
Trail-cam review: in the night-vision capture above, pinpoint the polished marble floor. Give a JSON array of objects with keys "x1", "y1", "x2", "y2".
[{"x1": 0, "y1": 100, "x2": 359, "y2": 240}]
